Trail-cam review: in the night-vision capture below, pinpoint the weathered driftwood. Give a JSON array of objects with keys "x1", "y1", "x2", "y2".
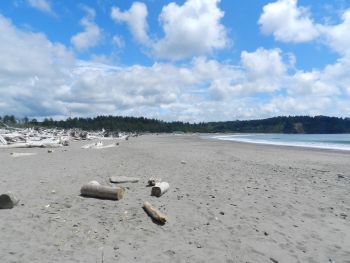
[
  {"x1": 81, "y1": 141, "x2": 103, "y2": 149},
  {"x1": 0, "y1": 142, "x2": 62, "y2": 149},
  {"x1": 0, "y1": 192, "x2": 19, "y2": 209},
  {"x1": 10, "y1": 152, "x2": 37, "y2": 157},
  {"x1": 95, "y1": 143, "x2": 117, "y2": 150},
  {"x1": 143, "y1": 201, "x2": 167, "y2": 225},
  {"x1": 0, "y1": 135, "x2": 6, "y2": 144},
  {"x1": 80, "y1": 181, "x2": 124, "y2": 200},
  {"x1": 151, "y1": 182, "x2": 170, "y2": 197},
  {"x1": 109, "y1": 176, "x2": 140, "y2": 184},
  {"x1": 148, "y1": 177, "x2": 162, "y2": 186}
]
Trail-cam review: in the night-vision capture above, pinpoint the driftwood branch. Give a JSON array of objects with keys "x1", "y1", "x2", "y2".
[
  {"x1": 143, "y1": 201, "x2": 167, "y2": 225},
  {"x1": 109, "y1": 176, "x2": 140, "y2": 183}
]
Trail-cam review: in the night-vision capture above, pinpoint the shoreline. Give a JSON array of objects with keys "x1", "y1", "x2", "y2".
[
  {"x1": 1, "y1": 134, "x2": 349, "y2": 262},
  {"x1": 205, "y1": 133, "x2": 350, "y2": 153}
]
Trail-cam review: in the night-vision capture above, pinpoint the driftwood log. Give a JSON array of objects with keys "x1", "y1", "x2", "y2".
[
  {"x1": 143, "y1": 201, "x2": 167, "y2": 225},
  {"x1": 80, "y1": 181, "x2": 124, "y2": 200},
  {"x1": 151, "y1": 182, "x2": 170, "y2": 197},
  {"x1": 10, "y1": 152, "x2": 37, "y2": 157},
  {"x1": 147, "y1": 177, "x2": 162, "y2": 186},
  {"x1": 0, "y1": 192, "x2": 19, "y2": 209},
  {"x1": 109, "y1": 176, "x2": 140, "y2": 183}
]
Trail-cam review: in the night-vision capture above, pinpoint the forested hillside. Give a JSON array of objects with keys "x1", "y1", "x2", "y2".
[{"x1": 1, "y1": 115, "x2": 350, "y2": 134}]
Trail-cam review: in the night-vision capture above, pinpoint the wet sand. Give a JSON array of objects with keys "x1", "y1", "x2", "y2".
[{"x1": 0, "y1": 134, "x2": 349, "y2": 262}]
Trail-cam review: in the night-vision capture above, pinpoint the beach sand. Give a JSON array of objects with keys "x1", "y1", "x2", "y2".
[{"x1": 0, "y1": 134, "x2": 349, "y2": 263}]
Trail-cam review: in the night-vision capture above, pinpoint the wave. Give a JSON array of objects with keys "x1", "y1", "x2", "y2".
[{"x1": 209, "y1": 134, "x2": 350, "y2": 151}]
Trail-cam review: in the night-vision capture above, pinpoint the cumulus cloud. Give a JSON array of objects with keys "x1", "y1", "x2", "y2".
[
  {"x1": 321, "y1": 10, "x2": 350, "y2": 56},
  {"x1": 110, "y1": 0, "x2": 228, "y2": 60},
  {"x1": 27, "y1": 0, "x2": 52, "y2": 14},
  {"x1": 0, "y1": 15, "x2": 73, "y2": 117},
  {"x1": 259, "y1": 0, "x2": 319, "y2": 43},
  {"x1": 111, "y1": 2, "x2": 150, "y2": 45},
  {"x1": 259, "y1": 0, "x2": 350, "y2": 57},
  {"x1": 71, "y1": 6, "x2": 102, "y2": 51},
  {"x1": 154, "y1": 0, "x2": 228, "y2": 60},
  {"x1": 1, "y1": 13, "x2": 349, "y2": 121}
]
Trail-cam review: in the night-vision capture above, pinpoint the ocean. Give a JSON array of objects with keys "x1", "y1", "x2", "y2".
[{"x1": 210, "y1": 134, "x2": 350, "y2": 151}]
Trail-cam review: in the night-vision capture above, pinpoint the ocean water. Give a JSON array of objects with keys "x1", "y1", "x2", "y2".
[{"x1": 210, "y1": 134, "x2": 350, "y2": 151}]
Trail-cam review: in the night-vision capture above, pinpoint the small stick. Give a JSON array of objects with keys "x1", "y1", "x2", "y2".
[{"x1": 143, "y1": 201, "x2": 167, "y2": 225}]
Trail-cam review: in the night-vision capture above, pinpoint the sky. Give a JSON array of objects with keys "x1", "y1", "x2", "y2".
[{"x1": 0, "y1": 0, "x2": 350, "y2": 122}]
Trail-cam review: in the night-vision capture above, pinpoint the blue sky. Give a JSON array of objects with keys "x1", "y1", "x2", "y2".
[{"x1": 0, "y1": 0, "x2": 349, "y2": 121}]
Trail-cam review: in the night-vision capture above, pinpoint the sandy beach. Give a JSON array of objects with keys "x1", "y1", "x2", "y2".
[{"x1": 0, "y1": 134, "x2": 349, "y2": 263}]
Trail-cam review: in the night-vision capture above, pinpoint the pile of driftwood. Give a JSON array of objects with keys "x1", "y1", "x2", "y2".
[
  {"x1": 80, "y1": 176, "x2": 170, "y2": 225},
  {"x1": 0, "y1": 126, "x2": 132, "y2": 149}
]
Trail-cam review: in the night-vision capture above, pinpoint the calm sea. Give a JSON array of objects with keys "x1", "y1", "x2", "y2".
[{"x1": 210, "y1": 134, "x2": 350, "y2": 151}]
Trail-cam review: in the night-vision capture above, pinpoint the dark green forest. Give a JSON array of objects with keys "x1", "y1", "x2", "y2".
[{"x1": 1, "y1": 115, "x2": 350, "y2": 134}]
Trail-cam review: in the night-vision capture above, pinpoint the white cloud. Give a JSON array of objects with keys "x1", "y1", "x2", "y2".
[
  {"x1": 259, "y1": 0, "x2": 319, "y2": 43},
  {"x1": 112, "y1": 35, "x2": 125, "y2": 48},
  {"x1": 111, "y1": 2, "x2": 150, "y2": 45},
  {"x1": 241, "y1": 48, "x2": 286, "y2": 80},
  {"x1": 1, "y1": 13, "x2": 349, "y2": 121},
  {"x1": 259, "y1": 0, "x2": 350, "y2": 57},
  {"x1": 154, "y1": 0, "x2": 228, "y2": 60},
  {"x1": 321, "y1": 10, "x2": 350, "y2": 56},
  {"x1": 71, "y1": 7, "x2": 102, "y2": 51},
  {"x1": 27, "y1": 0, "x2": 52, "y2": 14},
  {"x1": 0, "y1": 15, "x2": 73, "y2": 117}
]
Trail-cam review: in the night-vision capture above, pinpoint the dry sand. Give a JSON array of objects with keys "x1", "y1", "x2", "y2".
[{"x1": 0, "y1": 134, "x2": 349, "y2": 263}]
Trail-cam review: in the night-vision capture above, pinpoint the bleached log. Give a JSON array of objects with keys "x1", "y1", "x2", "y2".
[
  {"x1": 10, "y1": 152, "x2": 37, "y2": 157},
  {"x1": 151, "y1": 182, "x2": 170, "y2": 197},
  {"x1": 148, "y1": 177, "x2": 162, "y2": 186},
  {"x1": 81, "y1": 141, "x2": 103, "y2": 149},
  {"x1": 0, "y1": 142, "x2": 62, "y2": 149},
  {"x1": 0, "y1": 192, "x2": 19, "y2": 209},
  {"x1": 0, "y1": 135, "x2": 6, "y2": 144},
  {"x1": 95, "y1": 143, "x2": 116, "y2": 149},
  {"x1": 143, "y1": 201, "x2": 167, "y2": 225},
  {"x1": 109, "y1": 176, "x2": 140, "y2": 183},
  {"x1": 80, "y1": 182, "x2": 124, "y2": 200}
]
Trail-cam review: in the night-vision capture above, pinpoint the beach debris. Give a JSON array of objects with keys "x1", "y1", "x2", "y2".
[
  {"x1": 270, "y1": 258, "x2": 279, "y2": 263},
  {"x1": 80, "y1": 181, "x2": 125, "y2": 200},
  {"x1": 143, "y1": 201, "x2": 167, "y2": 225},
  {"x1": 181, "y1": 160, "x2": 186, "y2": 164},
  {"x1": 109, "y1": 176, "x2": 140, "y2": 184},
  {"x1": 0, "y1": 126, "x2": 130, "y2": 149},
  {"x1": 81, "y1": 141, "x2": 103, "y2": 149},
  {"x1": 10, "y1": 152, "x2": 37, "y2": 157},
  {"x1": 147, "y1": 177, "x2": 162, "y2": 186},
  {"x1": 48, "y1": 149, "x2": 54, "y2": 153},
  {"x1": 0, "y1": 192, "x2": 19, "y2": 209},
  {"x1": 151, "y1": 182, "x2": 170, "y2": 197}
]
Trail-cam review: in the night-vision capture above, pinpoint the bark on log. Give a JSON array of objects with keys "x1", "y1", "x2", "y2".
[
  {"x1": 80, "y1": 183, "x2": 124, "y2": 200},
  {"x1": 0, "y1": 192, "x2": 19, "y2": 209},
  {"x1": 143, "y1": 201, "x2": 167, "y2": 225},
  {"x1": 151, "y1": 182, "x2": 170, "y2": 197},
  {"x1": 109, "y1": 176, "x2": 140, "y2": 183}
]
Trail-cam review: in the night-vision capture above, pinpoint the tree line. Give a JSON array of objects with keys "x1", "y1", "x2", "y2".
[{"x1": 1, "y1": 115, "x2": 350, "y2": 134}]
